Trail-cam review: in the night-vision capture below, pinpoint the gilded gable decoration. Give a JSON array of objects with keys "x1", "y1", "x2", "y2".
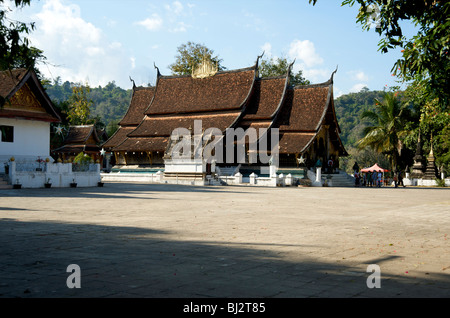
[
  {"x1": 8, "y1": 84, "x2": 45, "y2": 112},
  {"x1": 191, "y1": 57, "x2": 218, "y2": 79}
]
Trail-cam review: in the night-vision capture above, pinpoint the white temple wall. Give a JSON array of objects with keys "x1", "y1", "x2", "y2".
[{"x1": 0, "y1": 118, "x2": 51, "y2": 173}]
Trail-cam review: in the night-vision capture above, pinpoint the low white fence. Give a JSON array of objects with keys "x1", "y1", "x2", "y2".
[
  {"x1": 101, "y1": 171, "x2": 295, "y2": 187},
  {"x1": 7, "y1": 161, "x2": 101, "y2": 188}
]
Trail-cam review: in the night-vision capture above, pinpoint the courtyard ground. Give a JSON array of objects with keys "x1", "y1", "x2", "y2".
[{"x1": 0, "y1": 182, "x2": 449, "y2": 299}]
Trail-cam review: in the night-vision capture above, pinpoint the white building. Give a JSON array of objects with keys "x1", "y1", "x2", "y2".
[{"x1": 0, "y1": 68, "x2": 61, "y2": 173}]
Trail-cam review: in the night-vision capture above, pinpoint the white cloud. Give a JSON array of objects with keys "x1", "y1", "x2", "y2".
[
  {"x1": 285, "y1": 39, "x2": 330, "y2": 83},
  {"x1": 261, "y1": 42, "x2": 273, "y2": 58},
  {"x1": 288, "y1": 39, "x2": 323, "y2": 68},
  {"x1": 349, "y1": 83, "x2": 369, "y2": 93},
  {"x1": 170, "y1": 21, "x2": 189, "y2": 33},
  {"x1": 302, "y1": 68, "x2": 330, "y2": 83},
  {"x1": 137, "y1": 2, "x2": 190, "y2": 33},
  {"x1": 165, "y1": 1, "x2": 184, "y2": 16},
  {"x1": 334, "y1": 87, "x2": 345, "y2": 98},
  {"x1": 136, "y1": 14, "x2": 163, "y2": 31},
  {"x1": 348, "y1": 70, "x2": 369, "y2": 82},
  {"x1": 28, "y1": 0, "x2": 132, "y2": 88}
]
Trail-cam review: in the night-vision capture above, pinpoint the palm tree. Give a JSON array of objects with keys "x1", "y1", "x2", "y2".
[{"x1": 357, "y1": 92, "x2": 411, "y2": 170}]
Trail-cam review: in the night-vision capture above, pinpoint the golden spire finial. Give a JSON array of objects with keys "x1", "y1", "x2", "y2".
[{"x1": 192, "y1": 55, "x2": 218, "y2": 79}]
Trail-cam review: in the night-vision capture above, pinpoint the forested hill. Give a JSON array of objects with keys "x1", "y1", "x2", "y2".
[
  {"x1": 44, "y1": 79, "x2": 385, "y2": 150},
  {"x1": 44, "y1": 78, "x2": 133, "y2": 133},
  {"x1": 334, "y1": 88, "x2": 385, "y2": 148}
]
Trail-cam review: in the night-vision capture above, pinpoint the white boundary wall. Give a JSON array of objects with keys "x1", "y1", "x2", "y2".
[{"x1": 7, "y1": 161, "x2": 101, "y2": 188}]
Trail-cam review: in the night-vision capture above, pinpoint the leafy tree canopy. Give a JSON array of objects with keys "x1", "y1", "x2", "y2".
[
  {"x1": 0, "y1": 0, "x2": 44, "y2": 70},
  {"x1": 66, "y1": 83, "x2": 93, "y2": 126},
  {"x1": 1, "y1": 0, "x2": 46, "y2": 106},
  {"x1": 168, "y1": 41, "x2": 225, "y2": 76},
  {"x1": 259, "y1": 57, "x2": 310, "y2": 86},
  {"x1": 309, "y1": 0, "x2": 450, "y2": 107}
]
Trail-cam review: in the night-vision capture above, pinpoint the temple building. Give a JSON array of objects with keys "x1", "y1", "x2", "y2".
[
  {"x1": 102, "y1": 85, "x2": 156, "y2": 168},
  {"x1": 102, "y1": 57, "x2": 347, "y2": 181},
  {"x1": 0, "y1": 68, "x2": 61, "y2": 173},
  {"x1": 52, "y1": 124, "x2": 108, "y2": 163}
]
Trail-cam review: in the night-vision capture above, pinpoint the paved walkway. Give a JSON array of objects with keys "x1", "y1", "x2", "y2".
[{"x1": 0, "y1": 182, "x2": 449, "y2": 298}]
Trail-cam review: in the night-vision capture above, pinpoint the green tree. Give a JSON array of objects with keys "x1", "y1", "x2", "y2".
[
  {"x1": 1, "y1": 0, "x2": 45, "y2": 106},
  {"x1": 357, "y1": 92, "x2": 413, "y2": 170},
  {"x1": 168, "y1": 41, "x2": 225, "y2": 75},
  {"x1": 259, "y1": 57, "x2": 310, "y2": 86},
  {"x1": 310, "y1": 0, "x2": 450, "y2": 175},
  {"x1": 0, "y1": 0, "x2": 44, "y2": 70},
  {"x1": 404, "y1": 80, "x2": 450, "y2": 174},
  {"x1": 309, "y1": 0, "x2": 450, "y2": 107},
  {"x1": 67, "y1": 83, "x2": 93, "y2": 125}
]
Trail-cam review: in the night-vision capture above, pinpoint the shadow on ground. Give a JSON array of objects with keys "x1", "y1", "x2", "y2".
[
  {"x1": 0, "y1": 182, "x2": 260, "y2": 201},
  {"x1": 0, "y1": 217, "x2": 449, "y2": 298}
]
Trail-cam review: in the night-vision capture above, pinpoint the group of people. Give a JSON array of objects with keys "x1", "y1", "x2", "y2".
[
  {"x1": 314, "y1": 157, "x2": 337, "y2": 174},
  {"x1": 352, "y1": 162, "x2": 406, "y2": 188},
  {"x1": 354, "y1": 170, "x2": 385, "y2": 187}
]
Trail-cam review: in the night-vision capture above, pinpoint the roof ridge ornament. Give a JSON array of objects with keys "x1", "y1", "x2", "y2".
[
  {"x1": 288, "y1": 59, "x2": 296, "y2": 75},
  {"x1": 191, "y1": 56, "x2": 218, "y2": 79},
  {"x1": 330, "y1": 65, "x2": 338, "y2": 83},
  {"x1": 129, "y1": 76, "x2": 136, "y2": 88},
  {"x1": 154, "y1": 62, "x2": 161, "y2": 77},
  {"x1": 256, "y1": 51, "x2": 265, "y2": 66}
]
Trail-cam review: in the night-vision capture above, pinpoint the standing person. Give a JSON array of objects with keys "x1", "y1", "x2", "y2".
[
  {"x1": 393, "y1": 171, "x2": 398, "y2": 187},
  {"x1": 377, "y1": 170, "x2": 382, "y2": 187},
  {"x1": 354, "y1": 170, "x2": 360, "y2": 187},
  {"x1": 367, "y1": 170, "x2": 372, "y2": 187},
  {"x1": 352, "y1": 162, "x2": 360, "y2": 174},
  {"x1": 372, "y1": 171, "x2": 377, "y2": 187},
  {"x1": 315, "y1": 158, "x2": 322, "y2": 169},
  {"x1": 327, "y1": 157, "x2": 334, "y2": 174},
  {"x1": 398, "y1": 170, "x2": 405, "y2": 187}
]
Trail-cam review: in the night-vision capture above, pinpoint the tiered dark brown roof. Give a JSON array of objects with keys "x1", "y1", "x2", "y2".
[
  {"x1": 119, "y1": 86, "x2": 155, "y2": 126},
  {"x1": 64, "y1": 125, "x2": 100, "y2": 144},
  {"x1": 102, "y1": 86, "x2": 155, "y2": 150},
  {"x1": 107, "y1": 65, "x2": 258, "y2": 153},
  {"x1": 102, "y1": 126, "x2": 136, "y2": 150},
  {"x1": 114, "y1": 136, "x2": 169, "y2": 152},
  {"x1": 0, "y1": 69, "x2": 28, "y2": 98},
  {"x1": 102, "y1": 60, "x2": 346, "y2": 157},
  {"x1": 273, "y1": 79, "x2": 344, "y2": 154},
  {"x1": 128, "y1": 112, "x2": 242, "y2": 138},
  {"x1": 53, "y1": 125, "x2": 102, "y2": 154},
  {"x1": 0, "y1": 68, "x2": 61, "y2": 123},
  {"x1": 241, "y1": 76, "x2": 288, "y2": 121},
  {"x1": 147, "y1": 67, "x2": 256, "y2": 115}
]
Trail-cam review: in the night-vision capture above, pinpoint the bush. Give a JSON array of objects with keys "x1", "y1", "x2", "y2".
[
  {"x1": 435, "y1": 178, "x2": 446, "y2": 187},
  {"x1": 298, "y1": 178, "x2": 312, "y2": 187},
  {"x1": 73, "y1": 152, "x2": 93, "y2": 165}
]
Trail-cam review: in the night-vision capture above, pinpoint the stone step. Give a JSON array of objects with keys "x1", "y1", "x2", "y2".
[{"x1": 325, "y1": 173, "x2": 355, "y2": 187}]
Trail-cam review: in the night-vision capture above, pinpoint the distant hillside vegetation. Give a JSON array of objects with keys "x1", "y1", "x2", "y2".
[
  {"x1": 334, "y1": 87, "x2": 386, "y2": 148},
  {"x1": 44, "y1": 78, "x2": 134, "y2": 134}
]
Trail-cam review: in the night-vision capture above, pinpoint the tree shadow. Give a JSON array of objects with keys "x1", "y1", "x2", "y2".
[
  {"x1": 0, "y1": 182, "x2": 261, "y2": 200},
  {"x1": 0, "y1": 218, "x2": 449, "y2": 298}
]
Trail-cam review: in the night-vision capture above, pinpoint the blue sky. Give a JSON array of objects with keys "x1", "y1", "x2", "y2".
[{"x1": 8, "y1": 0, "x2": 417, "y2": 96}]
